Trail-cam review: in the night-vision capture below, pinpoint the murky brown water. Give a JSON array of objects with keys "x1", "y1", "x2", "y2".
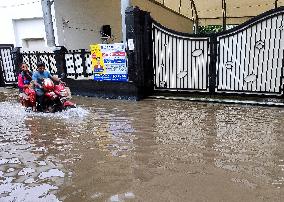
[{"x1": 0, "y1": 87, "x2": 283, "y2": 202}]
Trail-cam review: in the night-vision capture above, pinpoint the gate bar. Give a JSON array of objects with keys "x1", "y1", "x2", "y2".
[
  {"x1": 222, "y1": 0, "x2": 227, "y2": 31},
  {"x1": 275, "y1": 0, "x2": 278, "y2": 9}
]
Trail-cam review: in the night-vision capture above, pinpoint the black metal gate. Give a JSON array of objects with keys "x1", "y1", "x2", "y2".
[
  {"x1": 152, "y1": 22, "x2": 211, "y2": 92},
  {"x1": 152, "y1": 7, "x2": 284, "y2": 96},
  {"x1": 0, "y1": 44, "x2": 16, "y2": 86}
]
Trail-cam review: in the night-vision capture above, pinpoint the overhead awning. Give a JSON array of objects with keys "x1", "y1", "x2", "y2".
[
  {"x1": 150, "y1": 0, "x2": 284, "y2": 25},
  {"x1": 195, "y1": 0, "x2": 283, "y2": 24}
]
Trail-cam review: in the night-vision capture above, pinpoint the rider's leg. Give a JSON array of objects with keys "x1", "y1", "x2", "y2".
[{"x1": 35, "y1": 89, "x2": 44, "y2": 111}]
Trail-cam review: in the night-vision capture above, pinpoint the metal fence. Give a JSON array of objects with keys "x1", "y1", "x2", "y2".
[
  {"x1": 22, "y1": 51, "x2": 57, "y2": 74},
  {"x1": 65, "y1": 49, "x2": 93, "y2": 80},
  {"x1": 0, "y1": 49, "x2": 95, "y2": 87},
  {"x1": 21, "y1": 49, "x2": 94, "y2": 80},
  {"x1": 0, "y1": 44, "x2": 16, "y2": 85}
]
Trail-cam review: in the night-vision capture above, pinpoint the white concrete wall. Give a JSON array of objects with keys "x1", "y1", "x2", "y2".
[
  {"x1": 53, "y1": 0, "x2": 194, "y2": 50},
  {"x1": 53, "y1": 0, "x2": 122, "y2": 50},
  {"x1": 0, "y1": 0, "x2": 46, "y2": 48},
  {"x1": 13, "y1": 18, "x2": 46, "y2": 50},
  {"x1": 132, "y1": 0, "x2": 193, "y2": 33}
]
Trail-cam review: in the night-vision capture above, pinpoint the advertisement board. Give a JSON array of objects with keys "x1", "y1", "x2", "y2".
[{"x1": 90, "y1": 43, "x2": 128, "y2": 82}]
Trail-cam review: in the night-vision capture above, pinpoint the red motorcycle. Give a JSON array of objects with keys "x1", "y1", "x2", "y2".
[{"x1": 42, "y1": 78, "x2": 76, "y2": 112}]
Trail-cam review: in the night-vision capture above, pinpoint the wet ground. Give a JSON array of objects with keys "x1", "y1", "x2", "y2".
[{"x1": 0, "y1": 87, "x2": 283, "y2": 202}]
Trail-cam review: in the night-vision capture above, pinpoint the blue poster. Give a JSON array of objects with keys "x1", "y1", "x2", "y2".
[{"x1": 91, "y1": 43, "x2": 128, "y2": 82}]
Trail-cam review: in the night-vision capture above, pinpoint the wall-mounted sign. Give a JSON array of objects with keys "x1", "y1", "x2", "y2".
[{"x1": 90, "y1": 43, "x2": 128, "y2": 82}]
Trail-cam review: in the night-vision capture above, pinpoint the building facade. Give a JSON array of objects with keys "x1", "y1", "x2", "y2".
[
  {"x1": 0, "y1": 0, "x2": 49, "y2": 50},
  {"x1": 52, "y1": 0, "x2": 194, "y2": 50}
]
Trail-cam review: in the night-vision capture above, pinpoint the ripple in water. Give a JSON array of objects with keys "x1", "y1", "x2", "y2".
[{"x1": 0, "y1": 101, "x2": 89, "y2": 201}]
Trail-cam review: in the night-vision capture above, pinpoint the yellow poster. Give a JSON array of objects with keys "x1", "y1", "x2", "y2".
[{"x1": 90, "y1": 44, "x2": 105, "y2": 74}]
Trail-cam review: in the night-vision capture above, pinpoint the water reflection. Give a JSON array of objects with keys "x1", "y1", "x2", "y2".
[
  {"x1": 0, "y1": 88, "x2": 283, "y2": 201},
  {"x1": 214, "y1": 106, "x2": 281, "y2": 180},
  {"x1": 154, "y1": 102, "x2": 283, "y2": 189},
  {"x1": 0, "y1": 102, "x2": 62, "y2": 201}
]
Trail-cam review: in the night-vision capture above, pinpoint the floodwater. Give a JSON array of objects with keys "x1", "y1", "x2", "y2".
[{"x1": 0, "y1": 87, "x2": 283, "y2": 202}]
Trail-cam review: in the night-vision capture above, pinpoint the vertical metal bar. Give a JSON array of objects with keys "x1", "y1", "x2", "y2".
[
  {"x1": 257, "y1": 22, "x2": 263, "y2": 92},
  {"x1": 266, "y1": 18, "x2": 272, "y2": 92},
  {"x1": 238, "y1": 32, "x2": 243, "y2": 91},
  {"x1": 167, "y1": 34, "x2": 170, "y2": 89},
  {"x1": 182, "y1": 39, "x2": 185, "y2": 89},
  {"x1": 243, "y1": 28, "x2": 248, "y2": 92},
  {"x1": 175, "y1": 37, "x2": 178, "y2": 89},
  {"x1": 161, "y1": 32, "x2": 165, "y2": 87},
  {"x1": 229, "y1": 35, "x2": 233, "y2": 90},
  {"x1": 153, "y1": 27, "x2": 157, "y2": 88},
  {"x1": 206, "y1": 40, "x2": 210, "y2": 90},
  {"x1": 202, "y1": 40, "x2": 205, "y2": 90},
  {"x1": 247, "y1": 25, "x2": 253, "y2": 91},
  {"x1": 186, "y1": 39, "x2": 189, "y2": 89},
  {"x1": 279, "y1": 15, "x2": 284, "y2": 96},
  {"x1": 273, "y1": 17, "x2": 277, "y2": 93},
  {"x1": 261, "y1": 20, "x2": 267, "y2": 92},
  {"x1": 72, "y1": 51, "x2": 77, "y2": 79},
  {"x1": 190, "y1": 40, "x2": 193, "y2": 89},
  {"x1": 225, "y1": 37, "x2": 228, "y2": 89},
  {"x1": 282, "y1": 49, "x2": 284, "y2": 95},
  {"x1": 222, "y1": 0, "x2": 227, "y2": 31},
  {"x1": 275, "y1": 15, "x2": 281, "y2": 93},
  {"x1": 197, "y1": 41, "x2": 200, "y2": 89},
  {"x1": 209, "y1": 36, "x2": 217, "y2": 94},
  {"x1": 170, "y1": 35, "x2": 173, "y2": 88},
  {"x1": 193, "y1": 41, "x2": 197, "y2": 89},
  {"x1": 0, "y1": 49, "x2": 5, "y2": 86},
  {"x1": 47, "y1": 53, "x2": 52, "y2": 73},
  {"x1": 190, "y1": 0, "x2": 199, "y2": 34},
  {"x1": 157, "y1": 30, "x2": 160, "y2": 88},
  {"x1": 191, "y1": 1, "x2": 195, "y2": 33},
  {"x1": 275, "y1": 0, "x2": 278, "y2": 9},
  {"x1": 28, "y1": 52, "x2": 32, "y2": 70},
  {"x1": 81, "y1": 49, "x2": 87, "y2": 77},
  {"x1": 164, "y1": 33, "x2": 167, "y2": 88}
]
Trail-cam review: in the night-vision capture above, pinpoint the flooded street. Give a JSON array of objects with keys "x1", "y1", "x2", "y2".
[{"x1": 0, "y1": 87, "x2": 283, "y2": 202}]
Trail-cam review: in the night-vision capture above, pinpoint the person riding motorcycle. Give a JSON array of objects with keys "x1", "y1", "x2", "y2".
[
  {"x1": 18, "y1": 63, "x2": 36, "y2": 111},
  {"x1": 18, "y1": 63, "x2": 33, "y2": 93},
  {"x1": 32, "y1": 62, "x2": 62, "y2": 111}
]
